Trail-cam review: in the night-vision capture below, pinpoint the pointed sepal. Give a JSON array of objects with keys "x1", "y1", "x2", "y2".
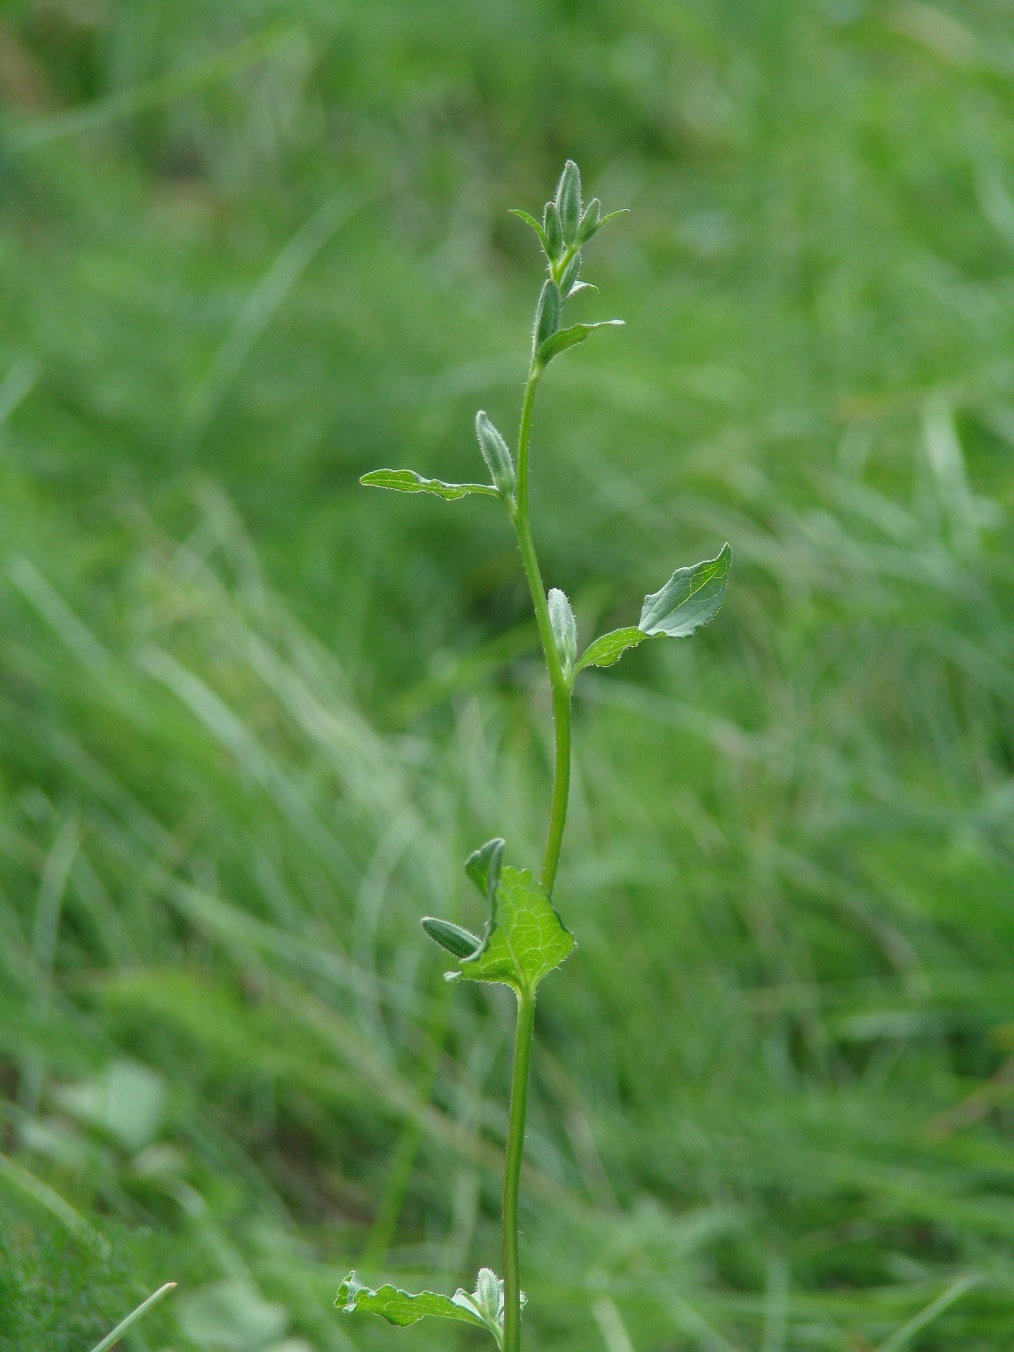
[{"x1": 421, "y1": 917, "x2": 482, "y2": 959}]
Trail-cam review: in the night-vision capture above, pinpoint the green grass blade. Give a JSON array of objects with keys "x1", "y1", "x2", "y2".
[{"x1": 88, "y1": 1282, "x2": 177, "y2": 1352}]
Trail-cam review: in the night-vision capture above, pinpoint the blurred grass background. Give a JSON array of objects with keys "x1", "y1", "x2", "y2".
[{"x1": 2, "y1": 0, "x2": 1014, "y2": 1348}]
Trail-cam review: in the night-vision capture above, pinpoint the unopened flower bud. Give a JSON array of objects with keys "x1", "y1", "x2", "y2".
[{"x1": 475, "y1": 411, "x2": 516, "y2": 498}]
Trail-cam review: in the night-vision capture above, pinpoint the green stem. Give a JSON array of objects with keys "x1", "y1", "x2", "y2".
[
  {"x1": 511, "y1": 363, "x2": 573, "y2": 892},
  {"x1": 498, "y1": 360, "x2": 575, "y2": 1352},
  {"x1": 501, "y1": 987, "x2": 535, "y2": 1352}
]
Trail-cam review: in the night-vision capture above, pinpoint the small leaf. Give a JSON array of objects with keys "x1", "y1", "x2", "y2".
[
  {"x1": 555, "y1": 159, "x2": 582, "y2": 245},
  {"x1": 566, "y1": 280, "x2": 598, "y2": 300},
  {"x1": 547, "y1": 588, "x2": 577, "y2": 672},
  {"x1": 581, "y1": 207, "x2": 629, "y2": 243},
  {"x1": 533, "y1": 280, "x2": 562, "y2": 355},
  {"x1": 536, "y1": 319, "x2": 623, "y2": 369},
  {"x1": 465, "y1": 837, "x2": 504, "y2": 908},
  {"x1": 508, "y1": 208, "x2": 551, "y2": 257},
  {"x1": 543, "y1": 201, "x2": 564, "y2": 261},
  {"x1": 475, "y1": 412, "x2": 516, "y2": 498},
  {"x1": 455, "y1": 864, "x2": 575, "y2": 993},
  {"x1": 421, "y1": 917, "x2": 482, "y2": 959},
  {"x1": 336, "y1": 1273, "x2": 490, "y2": 1337},
  {"x1": 361, "y1": 469, "x2": 499, "y2": 501},
  {"x1": 574, "y1": 626, "x2": 647, "y2": 673},
  {"x1": 639, "y1": 543, "x2": 732, "y2": 637}
]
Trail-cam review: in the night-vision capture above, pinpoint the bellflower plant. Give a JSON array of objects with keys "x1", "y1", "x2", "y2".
[{"x1": 336, "y1": 161, "x2": 731, "y2": 1352}]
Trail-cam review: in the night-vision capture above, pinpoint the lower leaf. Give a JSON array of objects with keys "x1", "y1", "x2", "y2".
[
  {"x1": 336, "y1": 1268, "x2": 522, "y2": 1348},
  {"x1": 336, "y1": 1273, "x2": 489, "y2": 1335}
]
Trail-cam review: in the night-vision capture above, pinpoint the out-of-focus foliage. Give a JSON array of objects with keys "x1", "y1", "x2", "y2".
[{"x1": 2, "y1": 1, "x2": 1014, "y2": 1348}]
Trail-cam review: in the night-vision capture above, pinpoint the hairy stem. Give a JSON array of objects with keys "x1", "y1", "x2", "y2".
[
  {"x1": 502, "y1": 988, "x2": 535, "y2": 1352},
  {"x1": 500, "y1": 360, "x2": 575, "y2": 1351},
  {"x1": 511, "y1": 362, "x2": 573, "y2": 892}
]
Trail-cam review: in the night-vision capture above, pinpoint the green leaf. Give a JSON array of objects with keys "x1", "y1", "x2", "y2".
[
  {"x1": 574, "y1": 546, "x2": 732, "y2": 675},
  {"x1": 508, "y1": 208, "x2": 551, "y2": 257},
  {"x1": 454, "y1": 864, "x2": 575, "y2": 993},
  {"x1": 336, "y1": 1268, "x2": 522, "y2": 1348},
  {"x1": 421, "y1": 916, "x2": 482, "y2": 959},
  {"x1": 536, "y1": 319, "x2": 623, "y2": 369},
  {"x1": 581, "y1": 207, "x2": 629, "y2": 243},
  {"x1": 574, "y1": 626, "x2": 647, "y2": 673},
  {"x1": 360, "y1": 469, "x2": 500, "y2": 501},
  {"x1": 639, "y1": 542, "x2": 732, "y2": 637},
  {"x1": 565, "y1": 279, "x2": 598, "y2": 300},
  {"x1": 336, "y1": 1273, "x2": 490, "y2": 1337}
]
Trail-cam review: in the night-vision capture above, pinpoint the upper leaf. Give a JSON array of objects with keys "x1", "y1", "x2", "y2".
[
  {"x1": 580, "y1": 206, "x2": 629, "y2": 243},
  {"x1": 536, "y1": 319, "x2": 624, "y2": 370},
  {"x1": 639, "y1": 543, "x2": 732, "y2": 637},
  {"x1": 455, "y1": 864, "x2": 575, "y2": 993},
  {"x1": 361, "y1": 469, "x2": 500, "y2": 501},
  {"x1": 508, "y1": 208, "x2": 551, "y2": 257},
  {"x1": 575, "y1": 546, "x2": 732, "y2": 675},
  {"x1": 574, "y1": 626, "x2": 647, "y2": 674}
]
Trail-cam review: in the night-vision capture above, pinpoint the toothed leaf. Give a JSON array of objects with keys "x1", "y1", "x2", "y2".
[
  {"x1": 453, "y1": 864, "x2": 575, "y2": 993},
  {"x1": 361, "y1": 469, "x2": 499, "y2": 501}
]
